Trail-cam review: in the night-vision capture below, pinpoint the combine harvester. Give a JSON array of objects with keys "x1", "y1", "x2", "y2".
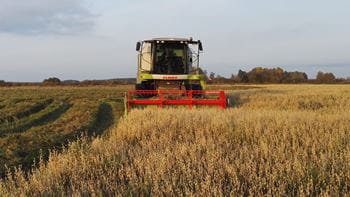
[{"x1": 125, "y1": 37, "x2": 227, "y2": 113}]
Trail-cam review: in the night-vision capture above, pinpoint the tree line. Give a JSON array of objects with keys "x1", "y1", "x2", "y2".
[
  {"x1": 0, "y1": 77, "x2": 135, "y2": 86},
  {"x1": 206, "y1": 67, "x2": 349, "y2": 84}
]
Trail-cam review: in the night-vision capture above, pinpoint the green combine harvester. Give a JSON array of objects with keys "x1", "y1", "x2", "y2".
[
  {"x1": 135, "y1": 37, "x2": 205, "y2": 90},
  {"x1": 125, "y1": 37, "x2": 227, "y2": 112}
]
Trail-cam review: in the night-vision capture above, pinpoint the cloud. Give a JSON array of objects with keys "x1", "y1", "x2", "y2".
[{"x1": 0, "y1": 0, "x2": 95, "y2": 35}]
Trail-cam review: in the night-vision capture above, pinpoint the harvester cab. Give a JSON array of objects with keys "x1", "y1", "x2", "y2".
[
  {"x1": 125, "y1": 37, "x2": 227, "y2": 113},
  {"x1": 135, "y1": 37, "x2": 205, "y2": 91}
]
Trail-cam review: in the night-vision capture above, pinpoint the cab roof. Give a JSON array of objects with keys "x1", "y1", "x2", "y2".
[{"x1": 143, "y1": 37, "x2": 201, "y2": 44}]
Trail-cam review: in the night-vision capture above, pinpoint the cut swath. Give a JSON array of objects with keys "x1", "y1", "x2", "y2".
[
  {"x1": 0, "y1": 101, "x2": 69, "y2": 135},
  {"x1": 0, "y1": 99, "x2": 54, "y2": 124}
]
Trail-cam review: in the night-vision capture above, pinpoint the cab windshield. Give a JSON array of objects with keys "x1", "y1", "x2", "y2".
[{"x1": 153, "y1": 43, "x2": 187, "y2": 74}]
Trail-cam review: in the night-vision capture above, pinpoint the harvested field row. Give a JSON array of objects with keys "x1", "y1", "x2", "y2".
[
  {"x1": 0, "y1": 100, "x2": 38, "y2": 119},
  {"x1": 0, "y1": 86, "x2": 129, "y2": 102},
  {"x1": 0, "y1": 99, "x2": 53, "y2": 124},
  {"x1": 0, "y1": 101, "x2": 69, "y2": 136},
  {"x1": 0, "y1": 100, "x2": 102, "y2": 177}
]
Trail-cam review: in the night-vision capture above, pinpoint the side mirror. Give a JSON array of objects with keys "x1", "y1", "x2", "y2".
[
  {"x1": 136, "y1": 42, "x2": 141, "y2": 51},
  {"x1": 198, "y1": 41, "x2": 203, "y2": 51}
]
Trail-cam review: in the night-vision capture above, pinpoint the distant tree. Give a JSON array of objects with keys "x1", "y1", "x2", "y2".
[
  {"x1": 209, "y1": 72, "x2": 215, "y2": 80},
  {"x1": 247, "y1": 67, "x2": 264, "y2": 83},
  {"x1": 0, "y1": 80, "x2": 5, "y2": 86},
  {"x1": 43, "y1": 77, "x2": 61, "y2": 85},
  {"x1": 247, "y1": 67, "x2": 285, "y2": 83},
  {"x1": 268, "y1": 67, "x2": 284, "y2": 83},
  {"x1": 325, "y1": 73, "x2": 336, "y2": 82},
  {"x1": 234, "y1": 67, "x2": 310, "y2": 84},
  {"x1": 214, "y1": 75, "x2": 232, "y2": 84},
  {"x1": 282, "y1": 71, "x2": 308, "y2": 83},
  {"x1": 62, "y1": 80, "x2": 80, "y2": 85},
  {"x1": 236, "y1": 69, "x2": 249, "y2": 83},
  {"x1": 316, "y1": 71, "x2": 336, "y2": 83}
]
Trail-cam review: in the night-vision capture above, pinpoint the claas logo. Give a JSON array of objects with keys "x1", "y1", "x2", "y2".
[{"x1": 162, "y1": 76, "x2": 178, "y2": 80}]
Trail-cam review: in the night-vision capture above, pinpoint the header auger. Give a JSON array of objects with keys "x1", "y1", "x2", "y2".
[{"x1": 125, "y1": 37, "x2": 227, "y2": 113}]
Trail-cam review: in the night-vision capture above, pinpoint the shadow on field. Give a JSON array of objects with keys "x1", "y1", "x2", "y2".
[{"x1": 88, "y1": 102, "x2": 115, "y2": 137}]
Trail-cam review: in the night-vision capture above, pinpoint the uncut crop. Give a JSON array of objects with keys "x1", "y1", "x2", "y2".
[{"x1": 1, "y1": 85, "x2": 350, "y2": 196}]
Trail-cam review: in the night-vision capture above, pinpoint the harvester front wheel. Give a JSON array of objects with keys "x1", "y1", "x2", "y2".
[
  {"x1": 135, "y1": 82, "x2": 156, "y2": 98},
  {"x1": 135, "y1": 82, "x2": 156, "y2": 90},
  {"x1": 185, "y1": 83, "x2": 203, "y2": 98},
  {"x1": 185, "y1": 83, "x2": 203, "y2": 91}
]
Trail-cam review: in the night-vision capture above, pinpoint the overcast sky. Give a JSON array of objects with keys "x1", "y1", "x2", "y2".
[{"x1": 0, "y1": 0, "x2": 349, "y2": 82}]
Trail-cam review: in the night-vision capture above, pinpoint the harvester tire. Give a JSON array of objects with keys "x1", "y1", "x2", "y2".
[
  {"x1": 185, "y1": 84, "x2": 203, "y2": 91},
  {"x1": 185, "y1": 84, "x2": 203, "y2": 98},
  {"x1": 135, "y1": 82, "x2": 156, "y2": 98}
]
